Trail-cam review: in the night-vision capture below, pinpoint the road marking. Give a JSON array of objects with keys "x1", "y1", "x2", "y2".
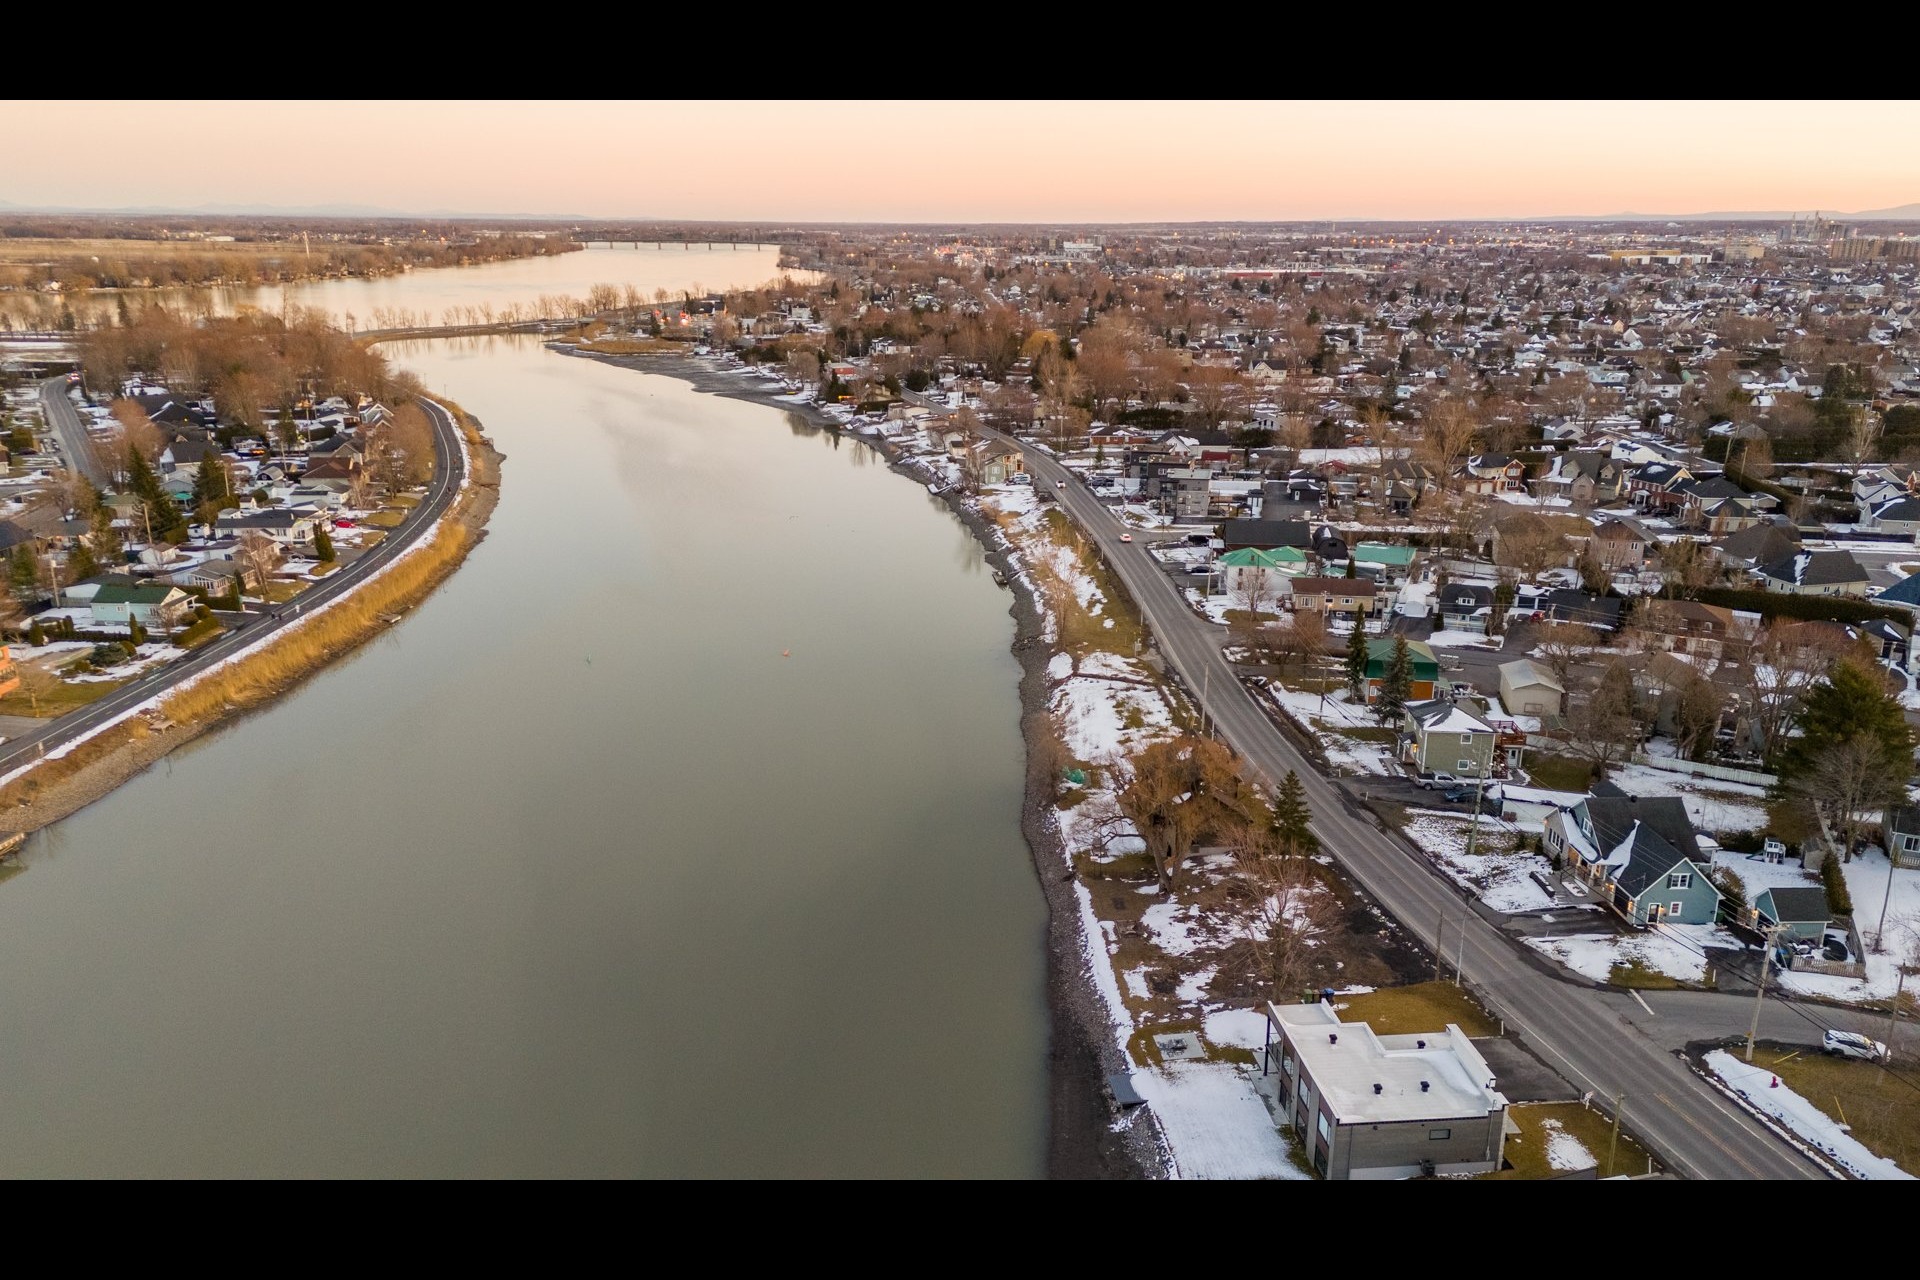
[{"x1": 1632, "y1": 990, "x2": 1656, "y2": 1016}]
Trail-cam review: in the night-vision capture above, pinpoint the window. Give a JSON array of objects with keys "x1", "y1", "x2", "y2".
[
  {"x1": 1902, "y1": 835, "x2": 1919, "y2": 853},
  {"x1": 1317, "y1": 1113, "x2": 1331, "y2": 1140},
  {"x1": 1458, "y1": 759, "x2": 1474, "y2": 772},
  {"x1": 1428, "y1": 1128, "x2": 1451, "y2": 1141},
  {"x1": 1671, "y1": 902, "x2": 1684, "y2": 916},
  {"x1": 1461, "y1": 733, "x2": 1474, "y2": 745},
  {"x1": 1667, "y1": 872, "x2": 1692, "y2": 890}
]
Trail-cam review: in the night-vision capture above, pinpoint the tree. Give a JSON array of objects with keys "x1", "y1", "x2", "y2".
[
  {"x1": 1270, "y1": 769, "x2": 1319, "y2": 855},
  {"x1": 1114, "y1": 736, "x2": 1254, "y2": 888},
  {"x1": 1417, "y1": 397, "x2": 1479, "y2": 479},
  {"x1": 123, "y1": 444, "x2": 181, "y2": 539},
  {"x1": 233, "y1": 531, "x2": 280, "y2": 590},
  {"x1": 8, "y1": 544, "x2": 39, "y2": 605},
  {"x1": 87, "y1": 506, "x2": 122, "y2": 571},
  {"x1": 1775, "y1": 659, "x2": 1913, "y2": 854},
  {"x1": 1790, "y1": 736, "x2": 1902, "y2": 867},
  {"x1": 1376, "y1": 633, "x2": 1414, "y2": 725},
  {"x1": 1227, "y1": 822, "x2": 1332, "y2": 1003},
  {"x1": 314, "y1": 523, "x2": 335, "y2": 563},
  {"x1": 1344, "y1": 618, "x2": 1369, "y2": 700},
  {"x1": 1533, "y1": 623, "x2": 1604, "y2": 694},
  {"x1": 1566, "y1": 657, "x2": 1641, "y2": 775},
  {"x1": 192, "y1": 451, "x2": 233, "y2": 511},
  {"x1": 12, "y1": 661, "x2": 63, "y2": 718},
  {"x1": 1739, "y1": 621, "x2": 1844, "y2": 754},
  {"x1": 127, "y1": 616, "x2": 146, "y2": 648}
]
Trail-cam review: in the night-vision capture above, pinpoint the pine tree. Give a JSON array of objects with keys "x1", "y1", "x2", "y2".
[
  {"x1": 124, "y1": 445, "x2": 182, "y2": 537},
  {"x1": 27, "y1": 619, "x2": 44, "y2": 646},
  {"x1": 1344, "y1": 618, "x2": 1370, "y2": 700},
  {"x1": 1271, "y1": 770, "x2": 1319, "y2": 855},
  {"x1": 8, "y1": 545, "x2": 38, "y2": 602},
  {"x1": 1377, "y1": 633, "x2": 1414, "y2": 725},
  {"x1": 314, "y1": 524, "x2": 335, "y2": 563},
  {"x1": 1777, "y1": 658, "x2": 1912, "y2": 782},
  {"x1": 128, "y1": 617, "x2": 146, "y2": 647}
]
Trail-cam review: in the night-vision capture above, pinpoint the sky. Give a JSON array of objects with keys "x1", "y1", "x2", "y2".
[{"x1": 5, "y1": 100, "x2": 1919, "y2": 223}]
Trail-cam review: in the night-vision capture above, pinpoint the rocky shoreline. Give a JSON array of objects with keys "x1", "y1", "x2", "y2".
[{"x1": 554, "y1": 347, "x2": 1161, "y2": 1179}]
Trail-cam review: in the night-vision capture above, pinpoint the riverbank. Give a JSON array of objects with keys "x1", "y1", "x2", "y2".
[
  {"x1": 555, "y1": 345, "x2": 1162, "y2": 1179},
  {"x1": 0, "y1": 405, "x2": 503, "y2": 834}
]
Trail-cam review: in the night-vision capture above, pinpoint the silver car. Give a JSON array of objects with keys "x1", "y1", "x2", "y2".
[{"x1": 1822, "y1": 1030, "x2": 1889, "y2": 1061}]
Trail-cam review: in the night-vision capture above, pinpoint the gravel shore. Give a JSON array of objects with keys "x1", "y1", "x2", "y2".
[{"x1": 557, "y1": 348, "x2": 1162, "y2": 1178}]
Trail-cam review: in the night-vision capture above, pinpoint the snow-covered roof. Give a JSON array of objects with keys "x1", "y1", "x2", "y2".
[{"x1": 1269, "y1": 1003, "x2": 1506, "y2": 1126}]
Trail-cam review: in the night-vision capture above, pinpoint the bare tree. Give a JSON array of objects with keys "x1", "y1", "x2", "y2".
[
  {"x1": 1565, "y1": 658, "x2": 1641, "y2": 775},
  {"x1": 1791, "y1": 736, "x2": 1901, "y2": 869},
  {"x1": 233, "y1": 531, "x2": 281, "y2": 591},
  {"x1": 1418, "y1": 397, "x2": 1480, "y2": 480},
  {"x1": 1739, "y1": 621, "x2": 1844, "y2": 752},
  {"x1": 1225, "y1": 823, "x2": 1334, "y2": 1003},
  {"x1": 1532, "y1": 623, "x2": 1605, "y2": 694}
]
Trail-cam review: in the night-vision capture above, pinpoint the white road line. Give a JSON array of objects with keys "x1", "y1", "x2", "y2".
[{"x1": 1633, "y1": 990, "x2": 1657, "y2": 1016}]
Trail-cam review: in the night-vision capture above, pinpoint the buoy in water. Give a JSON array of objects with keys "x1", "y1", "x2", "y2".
[{"x1": 782, "y1": 650, "x2": 790, "y2": 657}]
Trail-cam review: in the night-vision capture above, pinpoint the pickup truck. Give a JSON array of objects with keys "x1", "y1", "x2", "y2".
[{"x1": 1415, "y1": 771, "x2": 1463, "y2": 790}]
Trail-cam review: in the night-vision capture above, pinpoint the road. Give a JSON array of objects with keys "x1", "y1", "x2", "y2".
[
  {"x1": 983, "y1": 427, "x2": 1828, "y2": 1180},
  {"x1": 0, "y1": 396, "x2": 464, "y2": 780},
  {"x1": 38, "y1": 377, "x2": 111, "y2": 489}
]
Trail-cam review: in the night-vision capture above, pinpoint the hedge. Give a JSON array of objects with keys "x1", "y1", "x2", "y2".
[
  {"x1": 1821, "y1": 852, "x2": 1853, "y2": 916},
  {"x1": 1690, "y1": 586, "x2": 1910, "y2": 626}
]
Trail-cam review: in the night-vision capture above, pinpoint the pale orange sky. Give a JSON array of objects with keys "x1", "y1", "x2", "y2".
[{"x1": 5, "y1": 100, "x2": 1917, "y2": 222}]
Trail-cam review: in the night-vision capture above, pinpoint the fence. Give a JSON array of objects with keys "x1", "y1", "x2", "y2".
[{"x1": 1628, "y1": 752, "x2": 1776, "y2": 788}]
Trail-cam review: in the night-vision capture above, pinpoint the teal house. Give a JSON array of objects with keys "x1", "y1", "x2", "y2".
[{"x1": 1543, "y1": 794, "x2": 1723, "y2": 927}]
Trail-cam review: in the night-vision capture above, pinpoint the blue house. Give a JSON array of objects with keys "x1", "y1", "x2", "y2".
[
  {"x1": 1750, "y1": 886, "x2": 1830, "y2": 942},
  {"x1": 1543, "y1": 794, "x2": 1722, "y2": 927}
]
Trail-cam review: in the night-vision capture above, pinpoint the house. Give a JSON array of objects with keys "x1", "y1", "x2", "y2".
[
  {"x1": 1629, "y1": 599, "x2": 1746, "y2": 661},
  {"x1": 1625, "y1": 460, "x2": 1695, "y2": 513},
  {"x1": 1218, "y1": 518, "x2": 1313, "y2": 553},
  {"x1": 158, "y1": 438, "x2": 221, "y2": 477},
  {"x1": 1289, "y1": 577, "x2": 1376, "y2": 623},
  {"x1": 1543, "y1": 794, "x2": 1723, "y2": 927},
  {"x1": 1220, "y1": 546, "x2": 1305, "y2": 598},
  {"x1": 1864, "y1": 496, "x2": 1920, "y2": 537},
  {"x1": 964, "y1": 438, "x2": 1025, "y2": 487},
  {"x1": 88, "y1": 582, "x2": 190, "y2": 631},
  {"x1": 1750, "y1": 886, "x2": 1832, "y2": 942},
  {"x1": 1373, "y1": 459, "x2": 1442, "y2": 513},
  {"x1": 1457, "y1": 453, "x2": 1527, "y2": 494},
  {"x1": 1262, "y1": 1001, "x2": 1509, "y2": 1180},
  {"x1": 1542, "y1": 589, "x2": 1624, "y2": 631},
  {"x1": 1497, "y1": 658, "x2": 1565, "y2": 718},
  {"x1": 1714, "y1": 522, "x2": 1800, "y2": 570},
  {"x1": 1364, "y1": 637, "x2": 1439, "y2": 703},
  {"x1": 1542, "y1": 451, "x2": 1625, "y2": 506},
  {"x1": 1880, "y1": 805, "x2": 1920, "y2": 869},
  {"x1": 1436, "y1": 583, "x2": 1495, "y2": 633},
  {"x1": 1401, "y1": 699, "x2": 1497, "y2": 778},
  {"x1": 1585, "y1": 519, "x2": 1654, "y2": 571},
  {"x1": 1352, "y1": 542, "x2": 1417, "y2": 585},
  {"x1": 1756, "y1": 549, "x2": 1870, "y2": 598},
  {"x1": 214, "y1": 508, "x2": 317, "y2": 549}
]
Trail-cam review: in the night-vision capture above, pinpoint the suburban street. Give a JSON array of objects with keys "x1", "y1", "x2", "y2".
[
  {"x1": 0, "y1": 396, "x2": 463, "y2": 780},
  {"x1": 39, "y1": 375, "x2": 111, "y2": 489},
  {"x1": 985, "y1": 426, "x2": 1831, "y2": 1180}
]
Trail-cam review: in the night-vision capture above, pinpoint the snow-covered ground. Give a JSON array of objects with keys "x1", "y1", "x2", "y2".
[
  {"x1": 1704, "y1": 1049, "x2": 1914, "y2": 1181},
  {"x1": 1400, "y1": 807, "x2": 1555, "y2": 913},
  {"x1": 1778, "y1": 849, "x2": 1920, "y2": 1003},
  {"x1": 1605, "y1": 762, "x2": 1770, "y2": 836},
  {"x1": 1261, "y1": 683, "x2": 1399, "y2": 777},
  {"x1": 1539, "y1": 1117, "x2": 1597, "y2": 1171},
  {"x1": 1424, "y1": 629, "x2": 1504, "y2": 650},
  {"x1": 1525, "y1": 923, "x2": 1738, "y2": 984},
  {"x1": 1135, "y1": 1063, "x2": 1311, "y2": 1180}
]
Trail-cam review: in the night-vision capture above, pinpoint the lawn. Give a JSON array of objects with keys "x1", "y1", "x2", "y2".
[
  {"x1": 1764, "y1": 1044, "x2": 1920, "y2": 1174},
  {"x1": 1331, "y1": 981, "x2": 1500, "y2": 1038},
  {"x1": 389, "y1": 493, "x2": 423, "y2": 509},
  {"x1": 1525, "y1": 753, "x2": 1593, "y2": 792},
  {"x1": 260, "y1": 581, "x2": 310, "y2": 604},
  {"x1": 1608, "y1": 959, "x2": 1687, "y2": 990},
  {"x1": 363, "y1": 510, "x2": 407, "y2": 529},
  {"x1": 174, "y1": 616, "x2": 224, "y2": 650},
  {"x1": 0, "y1": 676, "x2": 129, "y2": 718},
  {"x1": 1483, "y1": 1101, "x2": 1652, "y2": 1179}
]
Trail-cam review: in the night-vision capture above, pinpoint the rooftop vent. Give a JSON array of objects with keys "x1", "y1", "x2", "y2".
[
  {"x1": 1373, "y1": 1083, "x2": 1383, "y2": 1095},
  {"x1": 1329, "y1": 1033, "x2": 1338, "y2": 1044},
  {"x1": 1416, "y1": 1039, "x2": 1427, "y2": 1049},
  {"x1": 1420, "y1": 1080, "x2": 1431, "y2": 1092}
]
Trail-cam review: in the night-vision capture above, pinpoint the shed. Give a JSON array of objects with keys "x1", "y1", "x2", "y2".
[{"x1": 1751, "y1": 886, "x2": 1831, "y2": 942}]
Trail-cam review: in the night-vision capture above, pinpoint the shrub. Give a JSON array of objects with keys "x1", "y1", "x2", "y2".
[
  {"x1": 1692, "y1": 587, "x2": 1907, "y2": 626},
  {"x1": 1821, "y1": 852, "x2": 1853, "y2": 916},
  {"x1": 1719, "y1": 829, "x2": 1764, "y2": 854}
]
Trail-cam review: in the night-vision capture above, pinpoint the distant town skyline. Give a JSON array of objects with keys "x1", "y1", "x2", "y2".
[{"x1": 7, "y1": 99, "x2": 1919, "y2": 224}]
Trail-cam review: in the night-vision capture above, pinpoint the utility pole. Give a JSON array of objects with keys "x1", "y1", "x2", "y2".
[
  {"x1": 1434, "y1": 909, "x2": 1446, "y2": 981},
  {"x1": 1605, "y1": 1091, "x2": 1626, "y2": 1178},
  {"x1": 1745, "y1": 924, "x2": 1784, "y2": 1062},
  {"x1": 1875, "y1": 847, "x2": 1899, "y2": 953},
  {"x1": 1889, "y1": 968, "x2": 1908, "y2": 1058}
]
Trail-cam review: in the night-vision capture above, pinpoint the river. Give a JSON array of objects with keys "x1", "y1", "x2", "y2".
[{"x1": 0, "y1": 250, "x2": 1048, "y2": 1177}]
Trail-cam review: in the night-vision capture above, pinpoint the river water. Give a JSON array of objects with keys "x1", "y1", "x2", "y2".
[{"x1": 0, "y1": 250, "x2": 1048, "y2": 1177}]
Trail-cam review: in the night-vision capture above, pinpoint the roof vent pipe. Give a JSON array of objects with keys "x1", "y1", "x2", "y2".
[
  {"x1": 1329, "y1": 1033, "x2": 1338, "y2": 1044},
  {"x1": 1420, "y1": 1080, "x2": 1430, "y2": 1092}
]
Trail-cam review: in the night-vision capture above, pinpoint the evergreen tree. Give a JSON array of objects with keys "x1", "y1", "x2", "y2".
[
  {"x1": 1777, "y1": 658, "x2": 1912, "y2": 781},
  {"x1": 1344, "y1": 619, "x2": 1370, "y2": 700},
  {"x1": 8, "y1": 545, "x2": 38, "y2": 603},
  {"x1": 127, "y1": 617, "x2": 146, "y2": 647},
  {"x1": 314, "y1": 524, "x2": 335, "y2": 563},
  {"x1": 1345, "y1": 556, "x2": 1358, "y2": 579},
  {"x1": 124, "y1": 445, "x2": 183, "y2": 537},
  {"x1": 1271, "y1": 770, "x2": 1319, "y2": 855},
  {"x1": 1377, "y1": 633, "x2": 1414, "y2": 725},
  {"x1": 66, "y1": 541, "x2": 98, "y2": 585},
  {"x1": 27, "y1": 619, "x2": 44, "y2": 646},
  {"x1": 88, "y1": 507, "x2": 123, "y2": 569}
]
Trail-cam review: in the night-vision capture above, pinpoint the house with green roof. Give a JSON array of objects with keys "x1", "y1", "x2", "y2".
[
  {"x1": 1220, "y1": 546, "x2": 1305, "y2": 599},
  {"x1": 1363, "y1": 637, "x2": 1438, "y2": 704},
  {"x1": 1352, "y1": 542, "x2": 1418, "y2": 584}
]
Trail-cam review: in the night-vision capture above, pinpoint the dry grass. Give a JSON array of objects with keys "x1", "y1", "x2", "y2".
[
  {"x1": 1331, "y1": 981, "x2": 1500, "y2": 1038},
  {"x1": 363, "y1": 510, "x2": 406, "y2": 529},
  {"x1": 1608, "y1": 959, "x2": 1688, "y2": 990},
  {"x1": 1764, "y1": 1045, "x2": 1920, "y2": 1174},
  {"x1": 0, "y1": 238, "x2": 293, "y2": 263},
  {"x1": 1483, "y1": 1101, "x2": 1652, "y2": 1179},
  {"x1": 0, "y1": 677, "x2": 129, "y2": 718}
]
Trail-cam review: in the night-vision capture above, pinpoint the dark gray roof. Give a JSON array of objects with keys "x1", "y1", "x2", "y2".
[
  {"x1": 1759, "y1": 550, "x2": 1868, "y2": 587},
  {"x1": 1756, "y1": 887, "x2": 1830, "y2": 926},
  {"x1": 1218, "y1": 519, "x2": 1312, "y2": 549},
  {"x1": 1580, "y1": 795, "x2": 1706, "y2": 898},
  {"x1": 1716, "y1": 522, "x2": 1800, "y2": 565}
]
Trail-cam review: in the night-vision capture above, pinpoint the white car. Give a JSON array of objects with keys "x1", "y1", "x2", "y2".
[{"x1": 1822, "y1": 1030, "x2": 1890, "y2": 1061}]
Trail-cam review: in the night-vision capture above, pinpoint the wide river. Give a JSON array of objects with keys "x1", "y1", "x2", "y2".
[{"x1": 0, "y1": 248, "x2": 1049, "y2": 1176}]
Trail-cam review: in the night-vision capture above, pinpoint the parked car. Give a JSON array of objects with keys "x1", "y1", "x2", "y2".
[
  {"x1": 1416, "y1": 771, "x2": 1462, "y2": 790},
  {"x1": 1822, "y1": 1030, "x2": 1890, "y2": 1062},
  {"x1": 1441, "y1": 786, "x2": 1473, "y2": 804},
  {"x1": 1185, "y1": 564, "x2": 1212, "y2": 575},
  {"x1": 1449, "y1": 682, "x2": 1474, "y2": 698},
  {"x1": 334, "y1": 518, "x2": 356, "y2": 529},
  {"x1": 1120, "y1": 533, "x2": 1133, "y2": 543}
]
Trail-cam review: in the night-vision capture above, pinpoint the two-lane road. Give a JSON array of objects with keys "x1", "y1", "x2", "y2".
[
  {"x1": 0, "y1": 397, "x2": 464, "y2": 780},
  {"x1": 988, "y1": 430, "x2": 1825, "y2": 1180},
  {"x1": 39, "y1": 376, "x2": 112, "y2": 489}
]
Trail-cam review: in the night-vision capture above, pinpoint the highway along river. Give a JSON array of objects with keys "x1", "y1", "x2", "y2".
[{"x1": 0, "y1": 253, "x2": 1046, "y2": 1176}]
